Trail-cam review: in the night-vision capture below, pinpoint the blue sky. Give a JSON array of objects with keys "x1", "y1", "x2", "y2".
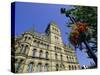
[{"x1": 14, "y1": 2, "x2": 94, "y2": 67}]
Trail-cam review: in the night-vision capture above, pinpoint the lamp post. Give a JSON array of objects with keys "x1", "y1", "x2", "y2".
[{"x1": 60, "y1": 8, "x2": 97, "y2": 67}]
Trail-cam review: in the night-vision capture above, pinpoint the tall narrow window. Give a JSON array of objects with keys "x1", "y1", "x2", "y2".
[
  {"x1": 15, "y1": 59, "x2": 19, "y2": 73},
  {"x1": 15, "y1": 59, "x2": 23, "y2": 73},
  {"x1": 75, "y1": 66, "x2": 77, "y2": 70},
  {"x1": 33, "y1": 40, "x2": 37, "y2": 46},
  {"x1": 61, "y1": 55, "x2": 62, "y2": 61},
  {"x1": 56, "y1": 64, "x2": 59, "y2": 71},
  {"x1": 32, "y1": 49, "x2": 36, "y2": 57},
  {"x1": 21, "y1": 45, "x2": 28, "y2": 54},
  {"x1": 46, "y1": 52, "x2": 48, "y2": 59},
  {"x1": 67, "y1": 56, "x2": 69, "y2": 62},
  {"x1": 21, "y1": 44, "x2": 24, "y2": 53},
  {"x1": 28, "y1": 37, "x2": 31, "y2": 40},
  {"x1": 72, "y1": 65, "x2": 74, "y2": 70},
  {"x1": 40, "y1": 42, "x2": 43, "y2": 48},
  {"x1": 24, "y1": 36, "x2": 27, "y2": 41},
  {"x1": 37, "y1": 41, "x2": 40, "y2": 46},
  {"x1": 69, "y1": 56, "x2": 71, "y2": 63},
  {"x1": 39, "y1": 50, "x2": 43, "y2": 58},
  {"x1": 55, "y1": 46, "x2": 56, "y2": 51},
  {"x1": 44, "y1": 63, "x2": 49, "y2": 71},
  {"x1": 15, "y1": 62, "x2": 19, "y2": 72},
  {"x1": 55, "y1": 53, "x2": 57, "y2": 59},
  {"x1": 47, "y1": 45, "x2": 49, "y2": 49},
  {"x1": 44, "y1": 44, "x2": 46, "y2": 49},
  {"x1": 28, "y1": 62, "x2": 34, "y2": 73},
  {"x1": 72, "y1": 57, "x2": 74, "y2": 63},
  {"x1": 24, "y1": 45, "x2": 28, "y2": 54},
  {"x1": 61, "y1": 64, "x2": 65, "y2": 69},
  {"x1": 37, "y1": 63, "x2": 42, "y2": 72},
  {"x1": 69, "y1": 65, "x2": 71, "y2": 70}
]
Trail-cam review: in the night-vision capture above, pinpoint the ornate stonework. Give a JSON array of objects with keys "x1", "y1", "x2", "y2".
[{"x1": 11, "y1": 22, "x2": 80, "y2": 73}]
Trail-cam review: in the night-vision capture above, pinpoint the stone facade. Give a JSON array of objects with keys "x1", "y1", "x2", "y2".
[{"x1": 11, "y1": 22, "x2": 80, "y2": 73}]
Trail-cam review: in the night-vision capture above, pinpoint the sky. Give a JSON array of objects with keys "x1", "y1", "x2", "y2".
[{"x1": 14, "y1": 2, "x2": 94, "y2": 67}]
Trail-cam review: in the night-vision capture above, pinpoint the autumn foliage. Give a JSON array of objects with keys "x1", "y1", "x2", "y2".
[{"x1": 69, "y1": 21, "x2": 88, "y2": 46}]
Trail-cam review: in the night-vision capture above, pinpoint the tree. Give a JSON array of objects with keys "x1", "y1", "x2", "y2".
[
  {"x1": 61, "y1": 6, "x2": 97, "y2": 67},
  {"x1": 67, "y1": 6, "x2": 97, "y2": 53}
]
